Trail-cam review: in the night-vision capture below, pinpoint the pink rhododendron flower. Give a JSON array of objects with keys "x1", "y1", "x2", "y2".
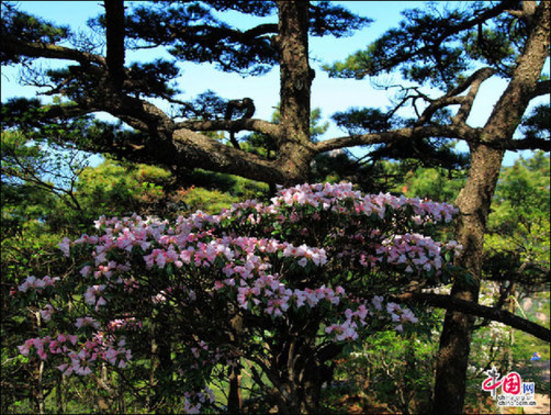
[
  {"x1": 58, "y1": 237, "x2": 71, "y2": 257},
  {"x1": 39, "y1": 304, "x2": 55, "y2": 322}
]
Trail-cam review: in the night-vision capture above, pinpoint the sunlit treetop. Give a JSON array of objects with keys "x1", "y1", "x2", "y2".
[
  {"x1": 324, "y1": 0, "x2": 535, "y2": 89},
  {"x1": 0, "y1": 0, "x2": 371, "y2": 78}
]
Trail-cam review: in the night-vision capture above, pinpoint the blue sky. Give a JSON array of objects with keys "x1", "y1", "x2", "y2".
[{"x1": 1, "y1": 1, "x2": 544, "y2": 166}]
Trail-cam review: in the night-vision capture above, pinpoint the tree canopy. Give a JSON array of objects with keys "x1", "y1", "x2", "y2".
[{"x1": 2, "y1": 1, "x2": 547, "y2": 185}]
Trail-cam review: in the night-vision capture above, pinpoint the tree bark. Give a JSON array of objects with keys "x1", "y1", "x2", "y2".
[
  {"x1": 264, "y1": 318, "x2": 341, "y2": 414},
  {"x1": 227, "y1": 313, "x2": 243, "y2": 414},
  {"x1": 276, "y1": 0, "x2": 316, "y2": 184},
  {"x1": 104, "y1": 0, "x2": 125, "y2": 89},
  {"x1": 271, "y1": 342, "x2": 328, "y2": 414},
  {"x1": 432, "y1": 2, "x2": 550, "y2": 413},
  {"x1": 433, "y1": 143, "x2": 504, "y2": 414},
  {"x1": 227, "y1": 366, "x2": 242, "y2": 414}
]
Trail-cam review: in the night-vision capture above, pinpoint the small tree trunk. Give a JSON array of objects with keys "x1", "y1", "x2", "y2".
[
  {"x1": 269, "y1": 327, "x2": 341, "y2": 414},
  {"x1": 227, "y1": 312, "x2": 244, "y2": 413},
  {"x1": 56, "y1": 375, "x2": 67, "y2": 414},
  {"x1": 148, "y1": 318, "x2": 172, "y2": 410},
  {"x1": 118, "y1": 371, "x2": 126, "y2": 414},
  {"x1": 227, "y1": 366, "x2": 242, "y2": 413},
  {"x1": 36, "y1": 360, "x2": 45, "y2": 415},
  {"x1": 506, "y1": 283, "x2": 516, "y2": 373},
  {"x1": 147, "y1": 321, "x2": 158, "y2": 411},
  {"x1": 30, "y1": 310, "x2": 46, "y2": 414}
]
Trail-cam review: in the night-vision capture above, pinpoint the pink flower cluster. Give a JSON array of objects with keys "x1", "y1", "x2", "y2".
[
  {"x1": 39, "y1": 304, "x2": 55, "y2": 322},
  {"x1": 18, "y1": 181, "x2": 461, "y2": 402},
  {"x1": 70, "y1": 211, "x2": 334, "y2": 321},
  {"x1": 385, "y1": 301, "x2": 419, "y2": 332},
  {"x1": 158, "y1": 183, "x2": 457, "y2": 238},
  {"x1": 75, "y1": 316, "x2": 100, "y2": 329},
  {"x1": 141, "y1": 234, "x2": 327, "y2": 274},
  {"x1": 237, "y1": 280, "x2": 345, "y2": 317},
  {"x1": 18, "y1": 331, "x2": 132, "y2": 375},
  {"x1": 18, "y1": 334, "x2": 78, "y2": 361},
  {"x1": 104, "y1": 317, "x2": 143, "y2": 333},
  {"x1": 18, "y1": 275, "x2": 59, "y2": 293},
  {"x1": 84, "y1": 284, "x2": 107, "y2": 310},
  {"x1": 183, "y1": 387, "x2": 215, "y2": 414},
  {"x1": 270, "y1": 182, "x2": 458, "y2": 224},
  {"x1": 323, "y1": 296, "x2": 419, "y2": 341},
  {"x1": 377, "y1": 233, "x2": 462, "y2": 273}
]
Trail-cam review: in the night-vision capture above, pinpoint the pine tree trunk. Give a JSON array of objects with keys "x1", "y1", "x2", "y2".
[
  {"x1": 433, "y1": 144, "x2": 504, "y2": 414},
  {"x1": 433, "y1": 3, "x2": 549, "y2": 412},
  {"x1": 276, "y1": 0, "x2": 315, "y2": 185}
]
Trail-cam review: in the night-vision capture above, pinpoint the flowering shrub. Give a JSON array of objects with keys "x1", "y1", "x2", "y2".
[{"x1": 14, "y1": 182, "x2": 461, "y2": 413}]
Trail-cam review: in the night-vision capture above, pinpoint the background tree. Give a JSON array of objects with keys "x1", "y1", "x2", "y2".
[{"x1": 484, "y1": 151, "x2": 550, "y2": 290}]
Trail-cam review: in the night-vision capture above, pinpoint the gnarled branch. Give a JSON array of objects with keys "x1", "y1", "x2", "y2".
[
  {"x1": 176, "y1": 118, "x2": 280, "y2": 139},
  {"x1": 489, "y1": 137, "x2": 551, "y2": 152},
  {"x1": 452, "y1": 67, "x2": 496, "y2": 124},
  {"x1": 390, "y1": 292, "x2": 550, "y2": 342},
  {"x1": 0, "y1": 37, "x2": 106, "y2": 66},
  {"x1": 416, "y1": 67, "x2": 496, "y2": 125},
  {"x1": 314, "y1": 124, "x2": 479, "y2": 154}
]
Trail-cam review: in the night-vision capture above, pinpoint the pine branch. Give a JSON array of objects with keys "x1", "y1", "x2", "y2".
[{"x1": 390, "y1": 292, "x2": 550, "y2": 342}]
